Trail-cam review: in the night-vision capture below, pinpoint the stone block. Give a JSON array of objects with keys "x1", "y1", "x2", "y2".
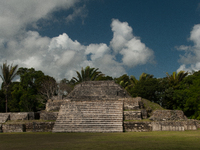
[
  {"x1": 194, "y1": 120, "x2": 200, "y2": 128},
  {"x1": 152, "y1": 121, "x2": 185, "y2": 131},
  {"x1": 123, "y1": 97, "x2": 142, "y2": 110},
  {"x1": 0, "y1": 113, "x2": 10, "y2": 123},
  {"x1": 183, "y1": 120, "x2": 197, "y2": 130},
  {"x1": 40, "y1": 112, "x2": 58, "y2": 120},
  {"x1": 152, "y1": 122, "x2": 162, "y2": 131},
  {"x1": 141, "y1": 109, "x2": 147, "y2": 119},
  {"x1": 45, "y1": 100, "x2": 66, "y2": 112},
  {"x1": 25, "y1": 122, "x2": 55, "y2": 132},
  {"x1": 124, "y1": 121, "x2": 152, "y2": 132},
  {"x1": 2, "y1": 124, "x2": 25, "y2": 133},
  {"x1": 27, "y1": 112, "x2": 35, "y2": 120},
  {"x1": 10, "y1": 113, "x2": 29, "y2": 121},
  {"x1": 124, "y1": 111, "x2": 141, "y2": 120},
  {"x1": 149, "y1": 110, "x2": 187, "y2": 121}
]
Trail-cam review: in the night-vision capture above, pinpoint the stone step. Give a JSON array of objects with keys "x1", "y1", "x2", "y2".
[
  {"x1": 59, "y1": 113, "x2": 122, "y2": 116},
  {"x1": 53, "y1": 129, "x2": 122, "y2": 133},
  {"x1": 55, "y1": 122, "x2": 122, "y2": 124},
  {"x1": 53, "y1": 100, "x2": 123, "y2": 133},
  {"x1": 56, "y1": 118, "x2": 122, "y2": 120},
  {"x1": 54, "y1": 128, "x2": 123, "y2": 131}
]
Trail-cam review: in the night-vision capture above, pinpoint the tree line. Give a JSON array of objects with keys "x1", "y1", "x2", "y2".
[{"x1": 0, "y1": 63, "x2": 200, "y2": 120}]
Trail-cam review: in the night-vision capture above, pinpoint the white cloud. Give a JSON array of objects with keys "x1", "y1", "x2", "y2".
[
  {"x1": 110, "y1": 19, "x2": 133, "y2": 53},
  {"x1": 0, "y1": 1, "x2": 155, "y2": 83},
  {"x1": 176, "y1": 45, "x2": 192, "y2": 51},
  {"x1": 85, "y1": 44, "x2": 110, "y2": 60},
  {"x1": 177, "y1": 24, "x2": 200, "y2": 72},
  {"x1": 110, "y1": 19, "x2": 154, "y2": 67},
  {"x1": 120, "y1": 38, "x2": 154, "y2": 67},
  {"x1": 49, "y1": 33, "x2": 84, "y2": 52},
  {"x1": 0, "y1": 0, "x2": 80, "y2": 38},
  {"x1": 190, "y1": 24, "x2": 200, "y2": 47},
  {"x1": 92, "y1": 54, "x2": 126, "y2": 77}
]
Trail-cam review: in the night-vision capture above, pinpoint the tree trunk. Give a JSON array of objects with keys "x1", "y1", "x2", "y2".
[{"x1": 5, "y1": 93, "x2": 7, "y2": 113}]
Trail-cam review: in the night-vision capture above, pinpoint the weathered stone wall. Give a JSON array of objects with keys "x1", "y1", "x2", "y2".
[
  {"x1": 9, "y1": 113, "x2": 29, "y2": 121},
  {"x1": 1, "y1": 122, "x2": 54, "y2": 133},
  {"x1": 152, "y1": 121, "x2": 185, "y2": 131},
  {"x1": 124, "y1": 121, "x2": 152, "y2": 132},
  {"x1": 124, "y1": 120, "x2": 197, "y2": 132},
  {"x1": 124, "y1": 111, "x2": 141, "y2": 120},
  {"x1": 2, "y1": 124, "x2": 25, "y2": 133},
  {"x1": 149, "y1": 110, "x2": 187, "y2": 121},
  {"x1": 40, "y1": 112, "x2": 58, "y2": 120},
  {"x1": 183, "y1": 120, "x2": 198, "y2": 130},
  {"x1": 45, "y1": 99, "x2": 67, "y2": 112},
  {"x1": 0, "y1": 113, "x2": 10, "y2": 123},
  {"x1": 194, "y1": 120, "x2": 200, "y2": 128},
  {"x1": 122, "y1": 97, "x2": 142, "y2": 110},
  {"x1": 152, "y1": 120, "x2": 197, "y2": 131},
  {"x1": 24, "y1": 122, "x2": 55, "y2": 132},
  {"x1": 0, "y1": 112, "x2": 36, "y2": 122}
]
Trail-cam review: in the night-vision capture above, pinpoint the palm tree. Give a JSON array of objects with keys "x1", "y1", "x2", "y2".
[
  {"x1": 73, "y1": 66, "x2": 104, "y2": 83},
  {"x1": 166, "y1": 71, "x2": 188, "y2": 86},
  {"x1": 0, "y1": 62, "x2": 18, "y2": 112},
  {"x1": 119, "y1": 73, "x2": 153, "y2": 90},
  {"x1": 139, "y1": 73, "x2": 153, "y2": 81}
]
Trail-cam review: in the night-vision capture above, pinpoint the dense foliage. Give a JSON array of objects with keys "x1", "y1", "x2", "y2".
[{"x1": 0, "y1": 64, "x2": 200, "y2": 120}]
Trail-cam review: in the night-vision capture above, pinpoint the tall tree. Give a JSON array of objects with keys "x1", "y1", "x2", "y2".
[
  {"x1": 116, "y1": 73, "x2": 153, "y2": 90},
  {"x1": 73, "y1": 66, "x2": 104, "y2": 83},
  {"x1": 166, "y1": 71, "x2": 188, "y2": 87},
  {"x1": 0, "y1": 62, "x2": 18, "y2": 112},
  {"x1": 162, "y1": 71, "x2": 188, "y2": 109},
  {"x1": 11, "y1": 67, "x2": 53, "y2": 112},
  {"x1": 38, "y1": 75, "x2": 58, "y2": 101}
]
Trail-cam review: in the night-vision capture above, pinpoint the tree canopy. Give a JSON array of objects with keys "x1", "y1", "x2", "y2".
[{"x1": 0, "y1": 64, "x2": 200, "y2": 120}]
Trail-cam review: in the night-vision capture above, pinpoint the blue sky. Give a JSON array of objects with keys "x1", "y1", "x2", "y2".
[{"x1": 0, "y1": 0, "x2": 200, "y2": 81}]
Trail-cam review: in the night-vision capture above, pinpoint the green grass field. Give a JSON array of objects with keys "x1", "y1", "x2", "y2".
[{"x1": 0, "y1": 130, "x2": 200, "y2": 150}]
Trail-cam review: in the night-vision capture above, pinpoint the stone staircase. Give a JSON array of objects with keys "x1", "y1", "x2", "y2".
[{"x1": 53, "y1": 100, "x2": 123, "y2": 132}]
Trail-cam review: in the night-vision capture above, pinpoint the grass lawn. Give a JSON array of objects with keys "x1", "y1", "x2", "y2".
[{"x1": 0, "y1": 130, "x2": 200, "y2": 150}]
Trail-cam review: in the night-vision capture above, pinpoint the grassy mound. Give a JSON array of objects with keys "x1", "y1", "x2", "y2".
[{"x1": 141, "y1": 98, "x2": 165, "y2": 117}]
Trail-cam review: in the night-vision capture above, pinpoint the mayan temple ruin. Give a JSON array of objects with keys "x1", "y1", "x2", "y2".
[{"x1": 0, "y1": 81, "x2": 199, "y2": 133}]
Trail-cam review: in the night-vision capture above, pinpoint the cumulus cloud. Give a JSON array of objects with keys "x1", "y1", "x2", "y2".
[
  {"x1": 110, "y1": 19, "x2": 133, "y2": 53},
  {"x1": 0, "y1": 0, "x2": 79, "y2": 38},
  {"x1": 0, "y1": 1, "x2": 155, "y2": 83},
  {"x1": 176, "y1": 24, "x2": 200, "y2": 72},
  {"x1": 110, "y1": 19, "x2": 154, "y2": 67},
  {"x1": 85, "y1": 44, "x2": 110, "y2": 60}
]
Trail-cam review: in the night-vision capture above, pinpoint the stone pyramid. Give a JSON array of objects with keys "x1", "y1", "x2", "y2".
[{"x1": 53, "y1": 81, "x2": 129, "y2": 132}]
